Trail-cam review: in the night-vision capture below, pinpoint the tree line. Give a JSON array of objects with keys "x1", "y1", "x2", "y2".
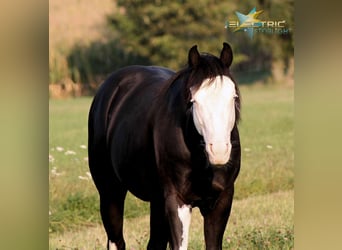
[{"x1": 50, "y1": 0, "x2": 294, "y2": 95}]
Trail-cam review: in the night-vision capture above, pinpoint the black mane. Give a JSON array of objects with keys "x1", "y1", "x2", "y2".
[{"x1": 162, "y1": 52, "x2": 241, "y2": 123}]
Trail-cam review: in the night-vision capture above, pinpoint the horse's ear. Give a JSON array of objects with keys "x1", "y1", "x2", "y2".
[
  {"x1": 188, "y1": 45, "x2": 200, "y2": 67},
  {"x1": 220, "y1": 42, "x2": 233, "y2": 68}
]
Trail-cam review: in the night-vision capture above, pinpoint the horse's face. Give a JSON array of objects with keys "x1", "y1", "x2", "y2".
[{"x1": 190, "y1": 75, "x2": 237, "y2": 165}]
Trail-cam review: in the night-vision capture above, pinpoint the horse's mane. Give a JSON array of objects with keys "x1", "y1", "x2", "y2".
[{"x1": 162, "y1": 52, "x2": 241, "y2": 123}]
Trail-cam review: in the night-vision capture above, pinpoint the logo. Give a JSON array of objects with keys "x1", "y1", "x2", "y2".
[{"x1": 225, "y1": 7, "x2": 290, "y2": 39}]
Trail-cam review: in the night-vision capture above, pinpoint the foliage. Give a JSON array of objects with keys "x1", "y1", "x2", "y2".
[
  {"x1": 108, "y1": 0, "x2": 294, "y2": 76},
  {"x1": 49, "y1": 0, "x2": 294, "y2": 91},
  {"x1": 66, "y1": 39, "x2": 149, "y2": 85},
  {"x1": 108, "y1": 0, "x2": 237, "y2": 70}
]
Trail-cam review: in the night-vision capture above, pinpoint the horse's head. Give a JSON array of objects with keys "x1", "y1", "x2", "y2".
[{"x1": 187, "y1": 43, "x2": 240, "y2": 166}]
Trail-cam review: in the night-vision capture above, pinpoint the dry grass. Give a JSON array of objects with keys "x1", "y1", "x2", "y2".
[
  {"x1": 49, "y1": 0, "x2": 116, "y2": 90},
  {"x1": 49, "y1": 0, "x2": 115, "y2": 50},
  {"x1": 49, "y1": 190, "x2": 293, "y2": 250}
]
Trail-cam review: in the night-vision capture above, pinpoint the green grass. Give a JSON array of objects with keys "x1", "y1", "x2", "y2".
[
  {"x1": 235, "y1": 84, "x2": 294, "y2": 199},
  {"x1": 49, "y1": 84, "x2": 294, "y2": 248},
  {"x1": 49, "y1": 190, "x2": 293, "y2": 249}
]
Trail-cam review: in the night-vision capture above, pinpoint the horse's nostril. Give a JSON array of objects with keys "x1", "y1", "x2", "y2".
[
  {"x1": 209, "y1": 143, "x2": 214, "y2": 154},
  {"x1": 208, "y1": 143, "x2": 229, "y2": 156}
]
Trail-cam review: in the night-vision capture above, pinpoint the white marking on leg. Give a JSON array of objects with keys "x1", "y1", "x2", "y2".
[
  {"x1": 109, "y1": 240, "x2": 118, "y2": 250},
  {"x1": 177, "y1": 204, "x2": 192, "y2": 250}
]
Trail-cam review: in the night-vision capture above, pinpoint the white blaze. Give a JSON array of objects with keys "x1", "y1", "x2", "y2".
[
  {"x1": 177, "y1": 204, "x2": 192, "y2": 250},
  {"x1": 190, "y1": 75, "x2": 237, "y2": 165}
]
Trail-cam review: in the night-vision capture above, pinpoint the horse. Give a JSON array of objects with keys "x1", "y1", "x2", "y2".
[{"x1": 88, "y1": 42, "x2": 241, "y2": 250}]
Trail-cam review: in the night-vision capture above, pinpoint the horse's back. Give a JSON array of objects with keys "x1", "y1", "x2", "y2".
[
  {"x1": 90, "y1": 66, "x2": 173, "y2": 130},
  {"x1": 88, "y1": 65, "x2": 174, "y2": 200}
]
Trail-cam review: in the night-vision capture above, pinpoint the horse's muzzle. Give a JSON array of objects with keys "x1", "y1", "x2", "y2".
[{"x1": 206, "y1": 142, "x2": 231, "y2": 165}]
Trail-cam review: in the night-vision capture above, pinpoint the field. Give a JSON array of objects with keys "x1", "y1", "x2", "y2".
[{"x1": 49, "y1": 84, "x2": 294, "y2": 249}]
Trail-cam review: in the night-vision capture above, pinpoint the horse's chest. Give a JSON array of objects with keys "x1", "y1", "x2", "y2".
[{"x1": 188, "y1": 166, "x2": 231, "y2": 205}]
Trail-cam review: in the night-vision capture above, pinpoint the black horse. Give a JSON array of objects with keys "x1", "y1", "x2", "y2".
[{"x1": 88, "y1": 42, "x2": 241, "y2": 250}]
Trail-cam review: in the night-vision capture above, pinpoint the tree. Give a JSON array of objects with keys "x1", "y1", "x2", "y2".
[
  {"x1": 108, "y1": 0, "x2": 238, "y2": 70},
  {"x1": 63, "y1": 0, "x2": 293, "y2": 87},
  {"x1": 225, "y1": 0, "x2": 294, "y2": 83}
]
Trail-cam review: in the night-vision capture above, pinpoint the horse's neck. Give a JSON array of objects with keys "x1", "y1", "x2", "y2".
[{"x1": 182, "y1": 109, "x2": 206, "y2": 160}]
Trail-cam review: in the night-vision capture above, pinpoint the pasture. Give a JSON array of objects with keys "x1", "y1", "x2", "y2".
[{"x1": 49, "y1": 84, "x2": 294, "y2": 249}]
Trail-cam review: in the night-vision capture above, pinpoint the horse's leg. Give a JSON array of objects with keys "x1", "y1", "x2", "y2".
[
  {"x1": 88, "y1": 146, "x2": 127, "y2": 249},
  {"x1": 147, "y1": 199, "x2": 170, "y2": 250},
  {"x1": 164, "y1": 194, "x2": 192, "y2": 250},
  {"x1": 88, "y1": 108, "x2": 128, "y2": 249},
  {"x1": 201, "y1": 187, "x2": 234, "y2": 250},
  {"x1": 99, "y1": 185, "x2": 127, "y2": 250}
]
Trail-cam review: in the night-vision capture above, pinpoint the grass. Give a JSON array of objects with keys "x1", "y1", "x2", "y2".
[
  {"x1": 49, "y1": 84, "x2": 294, "y2": 248},
  {"x1": 49, "y1": 190, "x2": 293, "y2": 249},
  {"x1": 236, "y1": 84, "x2": 294, "y2": 199},
  {"x1": 49, "y1": 0, "x2": 115, "y2": 53}
]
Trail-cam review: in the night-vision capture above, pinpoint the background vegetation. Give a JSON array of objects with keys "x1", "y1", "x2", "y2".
[{"x1": 49, "y1": 0, "x2": 293, "y2": 97}]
